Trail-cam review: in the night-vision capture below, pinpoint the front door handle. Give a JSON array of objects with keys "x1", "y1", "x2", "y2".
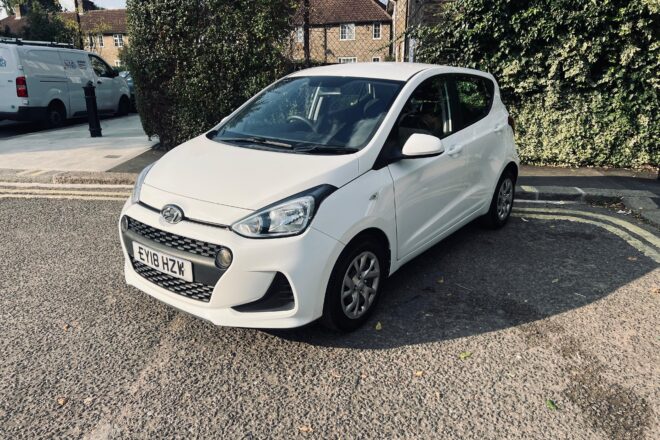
[
  {"x1": 447, "y1": 144, "x2": 463, "y2": 156},
  {"x1": 494, "y1": 123, "x2": 505, "y2": 133}
]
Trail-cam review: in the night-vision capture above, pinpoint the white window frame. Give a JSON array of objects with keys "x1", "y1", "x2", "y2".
[
  {"x1": 97, "y1": 34, "x2": 104, "y2": 48},
  {"x1": 113, "y1": 34, "x2": 124, "y2": 48},
  {"x1": 372, "y1": 22, "x2": 381, "y2": 40},
  {"x1": 338, "y1": 57, "x2": 357, "y2": 64},
  {"x1": 295, "y1": 26, "x2": 304, "y2": 43},
  {"x1": 339, "y1": 23, "x2": 355, "y2": 41},
  {"x1": 114, "y1": 60, "x2": 121, "y2": 67},
  {"x1": 372, "y1": 56, "x2": 381, "y2": 62}
]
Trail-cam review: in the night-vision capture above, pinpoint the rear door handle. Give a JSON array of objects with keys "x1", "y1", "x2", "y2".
[{"x1": 494, "y1": 123, "x2": 505, "y2": 133}]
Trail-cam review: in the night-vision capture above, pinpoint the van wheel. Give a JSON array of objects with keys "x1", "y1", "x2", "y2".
[
  {"x1": 45, "y1": 102, "x2": 66, "y2": 128},
  {"x1": 321, "y1": 237, "x2": 387, "y2": 332},
  {"x1": 481, "y1": 170, "x2": 516, "y2": 229},
  {"x1": 116, "y1": 96, "x2": 130, "y2": 116}
]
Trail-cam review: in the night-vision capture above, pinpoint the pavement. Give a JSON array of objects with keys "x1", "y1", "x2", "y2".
[
  {"x1": 0, "y1": 115, "x2": 156, "y2": 173},
  {"x1": 0, "y1": 184, "x2": 658, "y2": 439}
]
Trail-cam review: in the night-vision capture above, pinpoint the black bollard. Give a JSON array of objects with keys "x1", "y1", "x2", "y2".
[{"x1": 83, "y1": 81, "x2": 102, "y2": 137}]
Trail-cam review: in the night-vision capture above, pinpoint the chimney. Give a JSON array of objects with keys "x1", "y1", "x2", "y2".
[{"x1": 75, "y1": 0, "x2": 85, "y2": 15}]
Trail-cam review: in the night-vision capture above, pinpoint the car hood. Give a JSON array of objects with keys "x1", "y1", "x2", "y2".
[{"x1": 143, "y1": 135, "x2": 360, "y2": 212}]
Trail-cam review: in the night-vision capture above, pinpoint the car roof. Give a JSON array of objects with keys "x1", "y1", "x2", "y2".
[{"x1": 288, "y1": 62, "x2": 491, "y2": 82}]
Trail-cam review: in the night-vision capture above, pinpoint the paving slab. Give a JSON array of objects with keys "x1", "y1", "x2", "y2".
[{"x1": 0, "y1": 115, "x2": 156, "y2": 172}]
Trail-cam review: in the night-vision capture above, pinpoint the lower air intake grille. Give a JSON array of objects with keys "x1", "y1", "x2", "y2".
[
  {"x1": 232, "y1": 272, "x2": 295, "y2": 312},
  {"x1": 131, "y1": 258, "x2": 214, "y2": 302}
]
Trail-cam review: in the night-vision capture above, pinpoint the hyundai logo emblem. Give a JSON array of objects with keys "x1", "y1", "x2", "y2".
[{"x1": 161, "y1": 204, "x2": 184, "y2": 224}]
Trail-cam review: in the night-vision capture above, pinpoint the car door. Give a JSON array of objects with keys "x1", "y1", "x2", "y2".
[
  {"x1": 452, "y1": 75, "x2": 501, "y2": 211},
  {"x1": 87, "y1": 54, "x2": 114, "y2": 111},
  {"x1": 386, "y1": 74, "x2": 471, "y2": 259}
]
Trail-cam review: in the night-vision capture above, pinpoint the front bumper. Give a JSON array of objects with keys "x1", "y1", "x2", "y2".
[{"x1": 119, "y1": 200, "x2": 343, "y2": 328}]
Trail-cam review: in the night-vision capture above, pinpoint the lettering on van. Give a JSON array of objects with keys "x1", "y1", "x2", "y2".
[
  {"x1": 0, "y1": 57, "x2": 6, "y2": 68},
  {"x1": 77, "y1": 60, "x2": 87, "y2": 69},
  {"x1": 63, "y1": 59, "x2": 76, "y2": 70}
]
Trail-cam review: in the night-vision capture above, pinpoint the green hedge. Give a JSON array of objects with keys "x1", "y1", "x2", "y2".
[
  {"x1": 412, "y1": 0, "x2": 659, "y2": 168},
  {"x1": 125, "y1": 0, "x2": 295, "y2": 149}
]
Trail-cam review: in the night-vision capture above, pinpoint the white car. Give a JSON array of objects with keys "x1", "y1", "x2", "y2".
[
  {"x1": 119, "y1": 63, "x2": 518, "y2": 331},
  {"x1": 0, "y1": 39, "x2": 131, "y2": 127}
]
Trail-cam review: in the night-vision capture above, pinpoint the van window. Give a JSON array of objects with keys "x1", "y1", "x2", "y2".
[
  {"x1": 454, "y1": 76, "x2": 494, "y2": 129},
  {"x1": 88, "y1": 55, "x2": 113, "y2": 78}
]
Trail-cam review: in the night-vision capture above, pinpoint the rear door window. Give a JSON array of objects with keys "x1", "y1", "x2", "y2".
[{"x1": 454, "y1": 76, "x2": 494, "y2": 130}]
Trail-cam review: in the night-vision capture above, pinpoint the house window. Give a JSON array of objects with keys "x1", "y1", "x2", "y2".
[
  {"x1": 338, "y1": 57, "x2": 357, "y2": 64},
  {"x1": 295, "y1": 26, "x2": 304, "y2": 43},
  {"x1": 114, "y1": 60, "x2": 121, "y2": 67},
  {"x1": 373, "y1": 22, "x2": 381, "y2": 40},
  {"x1": 340, "y1": 23, "x2": 355, "y2": 41},
  {"x1": 97, "y1": 34, "x2": 104, "y2": 48},
  {"x1": 372, "y1": 56, "x2": 381, "y2": 62},
  {"x1": 113, "y1": 34, "x2": 124, "y2": 47},
  {"x1": 87, "y1": 34, "x2": 94, "y2": 48}
]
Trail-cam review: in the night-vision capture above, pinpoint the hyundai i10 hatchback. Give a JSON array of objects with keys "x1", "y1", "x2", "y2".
[{"x1": 119, "y1": 63, "x2": 519, "y2": 331}]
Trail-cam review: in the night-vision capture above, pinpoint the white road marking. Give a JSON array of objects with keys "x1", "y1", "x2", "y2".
[
  {"x1": 519, "y1": 185, "x2": 539, "y2": 200},
  {"x1": 517, "y1": 199, "x2": 577, "y2": 205},
  {"x1": 0, "y1": 188, "x2": 130, "y2": 197},
  {"x1": 0, "y1": 181, "x2": 133, "y2": 189},
  {"x1": 514, "y1": 207, "x2": 660, "y2": 249},
  {"x1": 0, "y1": 194, "x2": 126, "y2": 201},
  {"x1": 511, "y1": 213, "x2": 660, "y2": 263},
  {"x1": 574, "y1": 187, "x2": 586, "y2": 195}
]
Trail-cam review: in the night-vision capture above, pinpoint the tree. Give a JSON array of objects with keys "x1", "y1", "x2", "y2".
[
  {"x1": 411, "y1": 0, "x2": 658, "y2": 168},
  {"x1": 126, "y1": 0, "x2": 296, "y2": 150}
]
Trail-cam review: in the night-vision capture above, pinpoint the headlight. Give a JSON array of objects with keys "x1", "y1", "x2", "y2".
[
  {"x1": 232, "y1": 196, "x2": 314, "y2": 238},
  {"x1": 131, "y1": 163, "x2": 155, "y2": 204},
  {"x1": 231, "y1": 185, "x2": 336, "y2": 239}
]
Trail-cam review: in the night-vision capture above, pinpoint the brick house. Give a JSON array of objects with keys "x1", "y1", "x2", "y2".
[
  {"x1": 292, "y1": 0, "x2": 393, "y2": 64},
  {"x1": 0, "y1": 4, "x2": 128, "y2": 67},
  {"x1": 388, "y1": 0, "x2": 445, "y2": 61}
]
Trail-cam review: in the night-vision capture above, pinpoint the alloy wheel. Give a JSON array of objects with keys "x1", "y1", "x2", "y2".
[
  {"x1": 341, "y1": 251, "x2": 381, "y2": 319},
  {"x1": 497, "y1": 177, "x2": 514, "y2": 220}
]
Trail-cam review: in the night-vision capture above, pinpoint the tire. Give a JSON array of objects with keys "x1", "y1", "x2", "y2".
[
  {"x1": 45, "y1": 102, "x2": 66, "y2": 128},
  {"x1": 481, "y1": 170, "x2": 516, "y2": 229},
  {"x1": 321, "y1": 236, "x2": 387, "y2": 331},
  {"x1": 116, "y1": 96, "x2": 130, "y2": 116}
]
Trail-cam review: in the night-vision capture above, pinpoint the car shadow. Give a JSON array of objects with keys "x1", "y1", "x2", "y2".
[{"x1": 265, "y1": 215, "x2": 657, "y2": 349}]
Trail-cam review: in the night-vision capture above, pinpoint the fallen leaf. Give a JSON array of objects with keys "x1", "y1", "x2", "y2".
[
  {"x1": 330, "y1": 370, "x2": 341, "y2": 379},
  {"x1": 375, "y1": 322, "x2": 382, "y2": 331},
  {"x1": 459, "y1": 351, "x2": 472, "y2": 360},
  {"x1": 56, "y1": 397, "x2": 68, "y2": 406},
  {"x1": 627, "y1": 256, "x2": 638, "y2": 261},
  {"x1": 546, "y1": 399, "x2": 558, "y2": 411},
  {"x1": 436, "y1": 277, "x2": 444, "y2": 284},
  {"x1": 521, "y1": 217, "x2": 529, "y2": 222},
  {"x1": 653, "y1": 288, "x2": 660, "y2": 295},
  {"x1": 62, "y1": 323, "x2": 70, "y2": 331},
  {"x1": 83, "y1": 397, "x2": 93, "y2": 406},
  {"x1": 299, "y1": 426, "x2": 313, "y2": 433},
  {"x1": 551, "y1": 278, "x2": 559, "y2": 283},
  {"x1": 414, "y1": 370, "x2": 423, "y2": 377}
]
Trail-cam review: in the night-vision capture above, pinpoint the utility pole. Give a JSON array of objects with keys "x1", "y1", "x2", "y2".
[
  {"x1": 73, "y1": 0, "x2": 84, "y2": 49},
  {"x1": 303, "y1": 0, "x2": 310, "y2": 67}
]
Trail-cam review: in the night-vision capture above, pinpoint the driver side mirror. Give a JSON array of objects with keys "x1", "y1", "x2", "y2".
[{"x1": 401, "y1": 133, "x2": 445, "y2": 158}]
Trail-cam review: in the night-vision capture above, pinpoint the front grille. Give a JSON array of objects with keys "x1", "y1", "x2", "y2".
[
  {"x1": 131, "y1": 258, "x2": 214, "y2": 302},
  {"x1": 127, "y1": 217, "x2": 221, "y2": 258}
]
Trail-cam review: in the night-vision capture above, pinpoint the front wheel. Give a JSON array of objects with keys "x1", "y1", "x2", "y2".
[
  {"x1": 481, "y1": 171, "x2": 515, "y2": 229},
  {"x1": 321, "y1": 238, "x2": 387, "y2": 331}
]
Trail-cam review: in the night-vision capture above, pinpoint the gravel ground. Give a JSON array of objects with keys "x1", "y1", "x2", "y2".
[{"x1": 0, "y1": 198, "x2": 657, "y2": 439}]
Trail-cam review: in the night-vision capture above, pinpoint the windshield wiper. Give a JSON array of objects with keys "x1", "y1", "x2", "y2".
[
  {"x1": 216, "y1": 136, "x2": 293, "y2": 149},
  {"x1": 293, "y1": 145, "x2": 359, "y2": 155}
]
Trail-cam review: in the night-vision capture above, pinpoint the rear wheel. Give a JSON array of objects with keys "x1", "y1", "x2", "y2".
[
  {"x1": 481, "y1": 170, "x2": 516, "y2": 229},
  {"x1": 116, "y1": 96, "x2": 130, "y2": 116},
  {"x1": 45, "y1": 102, "x2": 66, "y2": 128},
  {"x1": 321, "y1": 237, "x2": 387, "y2": 331}
]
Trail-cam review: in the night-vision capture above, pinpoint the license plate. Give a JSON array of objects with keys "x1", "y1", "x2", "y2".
[{"x1": 132, "y1": 242, "x2": 193, "y2": 282}]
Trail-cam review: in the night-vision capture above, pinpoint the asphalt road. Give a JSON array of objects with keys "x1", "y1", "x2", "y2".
[{"x1": 0, "y1": 196, "x2": 658, "y2": 439}]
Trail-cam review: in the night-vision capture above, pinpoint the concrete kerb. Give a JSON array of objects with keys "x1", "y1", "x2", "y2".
[{"x1": 516, "y1": 185, "x2": 660, "y2": 228}]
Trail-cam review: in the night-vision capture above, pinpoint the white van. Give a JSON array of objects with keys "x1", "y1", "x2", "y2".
[{"x1": 0, "y1": 39, "x2": 131, "y2": 127}]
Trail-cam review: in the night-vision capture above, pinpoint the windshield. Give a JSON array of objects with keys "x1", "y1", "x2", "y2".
[{"x1": 212, "y1": 76, "x2": 403, "y2": 154}]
